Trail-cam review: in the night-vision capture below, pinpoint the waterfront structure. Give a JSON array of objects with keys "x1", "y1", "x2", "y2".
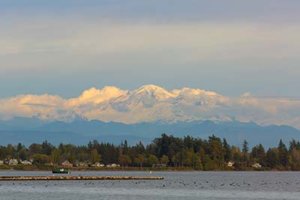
[
  {"x1": 227, "y1": 161, "x2": 234, "y2": 167},
  {"x1": 252, "y1": 163, "x2": 262, "y2": 169},
  {"x1": 61, "y1": 160, "x2": 73, "y2": 168},
  {"x1": 8, "y1": 159, "x2": 18, "y2": 166},
  {"x1": 20, "y1": 160, "x2": 32, "y2": 165}
]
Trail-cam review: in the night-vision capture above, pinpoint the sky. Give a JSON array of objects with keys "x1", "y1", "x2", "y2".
[{"x1": 0, "y1": 0, "x2": 300, "y2": 99}]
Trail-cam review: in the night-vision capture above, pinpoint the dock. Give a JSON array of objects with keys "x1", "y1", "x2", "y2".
[{"x1": 0, "y1": 176, "x2": 164, "y2": 181}]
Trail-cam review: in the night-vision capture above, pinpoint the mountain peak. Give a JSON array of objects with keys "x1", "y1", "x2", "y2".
[
  {"x1": 136, "y1": 84, "x2": 165, "y2": 91},
  {"x1": 133, "y1": 84, "x2": 176, "y2": 99}
]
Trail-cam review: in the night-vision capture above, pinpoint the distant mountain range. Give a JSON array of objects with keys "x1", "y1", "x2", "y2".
[
  {"x1": 0, "y1": 117, "x2": 299, "y2": 147},
  {"x1": 1, "y1": 84, "x2": 300, "y2": 130}
]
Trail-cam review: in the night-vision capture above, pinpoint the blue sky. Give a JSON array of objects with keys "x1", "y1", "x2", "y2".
[{"x1": 0, "y1": 0, "x2": 300, "y2": 98}]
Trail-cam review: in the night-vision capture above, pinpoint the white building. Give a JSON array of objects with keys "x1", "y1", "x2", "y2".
[
  {"x1": 75, "y1": 162, "x2": 89, "y2": 167},
  {"x1": 106, "y1": 163, "x2": 120, "y2": 168},
  {"x1": 227, "y1": 161, "x2": 235, "y2": 167},
  {"x1": 61, "y1": 160, "x2": 73, "y2": 168},
  {"x1": 8, "y1": 159, "x2": 18, "y2": 166},
  {"x1": 91, "y1": 162, "x2": 105, "y2": 168},
  {"x1": 252, "y1": 163, "x2": 262, "y2": 169},
  {"x1": 21, "y1": 160, "x2": 32, "y2": 165}
]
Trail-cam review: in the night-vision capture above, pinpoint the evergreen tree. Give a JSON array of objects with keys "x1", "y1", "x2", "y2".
[
  {"x1": 208, "y1": 135, "x2": 224, "y2": 167},
  {"x1": 242, "y1": 140, "x2": 249, "y2": 166},
  {"x1": 90, "y1": 149, "x2": 101, "y2": 163},
  {"x1": 251, "y1": 144, "x2": 265, "y2": 165},
  {"x1": 223, "y1": 138, "x2": 232, "y2": 162},
  {"x1": 277, "y1": 140, "x2": 288, "y2": 168},
  {"x1": 266, "y1": 148, "x2": 279, "y2": 168}
]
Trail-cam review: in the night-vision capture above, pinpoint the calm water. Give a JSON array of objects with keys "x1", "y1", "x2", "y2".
[{"x1": 0, "y1": 171, "x2": 300, "y2": 200}]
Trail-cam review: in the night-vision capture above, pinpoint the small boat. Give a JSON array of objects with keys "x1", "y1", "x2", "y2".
[{"x1": 52, "y1": 168, "x2": 70, "y2": 174}]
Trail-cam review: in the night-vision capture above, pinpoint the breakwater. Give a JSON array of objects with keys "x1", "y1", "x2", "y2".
[{"x1": 0, "y1": 176, "x2": 164, "y2": 181}]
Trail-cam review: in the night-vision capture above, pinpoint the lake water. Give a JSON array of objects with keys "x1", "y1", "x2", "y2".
[{"x1": 0, "y1": 171, "x2": 300, "y2": 200}]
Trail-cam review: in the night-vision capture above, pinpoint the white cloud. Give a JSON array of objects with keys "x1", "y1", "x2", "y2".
[
  {"x1": 67, "y1": 86, "x2": 128, "y2": 106},
  {"x1": 0, "y1": 85, "x2": 300, "y2": 129},
  {"x1": 1, "y1": 21, "x2": 300, "y2": 72},
  {"x1": 0, "y1": 94, "x2": 75, "y2": 121}
]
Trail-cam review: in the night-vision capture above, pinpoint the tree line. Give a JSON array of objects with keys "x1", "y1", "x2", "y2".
[{"x1": 1, "y1": 134, "x2": 300, "y2": 170}]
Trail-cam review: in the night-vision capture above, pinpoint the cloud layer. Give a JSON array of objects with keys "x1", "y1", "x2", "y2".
[
  {"x1": 1, "y1": 85, "x2": 300, "y2": 129},
  {"x1": 1, "y1": 11, "x2": 300, "y2": 98}
]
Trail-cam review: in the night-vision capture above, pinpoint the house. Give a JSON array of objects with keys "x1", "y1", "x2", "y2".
[
  {"x1": 227, "y1": 161, "x2": 235, "y2": 167},
  {"x1": 252, "y1": 163, "x2": 262, "y2": 169},
  {"x1": 106, "y1": 163, "x2": 120, "y2": 168},
  {"x1": 80, "y1": 162, "x2": 89, "y2": 167},
  {"x1": 0, "y1": 160, "x2": 4, "y2": 165},
  {"x1": 61, "y1": 160, "x2": 73, "y2": 168},
  {"x1": 74, "y1": 161, "x2": 89, "y2": 168},
  {"x1": 8, "y1": 159, "x2": 18, "y2": 166},
  {"x1": 20, "y1": 160, "x2": 32, "y2": 165},
  {"x1": 91, "y1": 162, "x2": 105, "y2": 168}
]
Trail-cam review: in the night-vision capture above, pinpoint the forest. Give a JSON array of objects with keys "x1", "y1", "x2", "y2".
[{"x1": 1, "y1": 134, "x2": 300, "y2": 171}]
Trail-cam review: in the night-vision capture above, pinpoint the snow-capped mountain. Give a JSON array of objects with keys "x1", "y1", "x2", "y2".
[{"x1": 0, "y1": 84, "x2": 300, "y2": 129}]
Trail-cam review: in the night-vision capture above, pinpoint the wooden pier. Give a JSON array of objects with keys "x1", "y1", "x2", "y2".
[{"x1": 0, "y1": 176, "x2": 164, "y2": 181}]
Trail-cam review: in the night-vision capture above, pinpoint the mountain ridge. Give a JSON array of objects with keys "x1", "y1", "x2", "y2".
[{"x1": 0, "y1": 117, "x2": 299, "y2": 147}]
